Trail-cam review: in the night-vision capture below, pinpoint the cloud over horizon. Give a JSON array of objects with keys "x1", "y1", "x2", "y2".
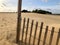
[{"x1": 0, "y1": 0, "x2": 60, "y2": 14}]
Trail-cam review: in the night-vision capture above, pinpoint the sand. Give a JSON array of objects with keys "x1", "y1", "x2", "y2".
[{"x1": 0, "y1": 12, "x2": 60, "y2": 45}]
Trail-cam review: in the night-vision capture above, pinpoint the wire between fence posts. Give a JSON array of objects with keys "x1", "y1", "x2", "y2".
[
  {"x1": 43, "y1": 26, "x2": 48, "y2": 45},
  {"x1": 21, "y1": 18, "x2": 26, "y2": 42},
  {"x1": 56, "y1": 29, "x2": 60, "y2": 45},
  {"x1": 29, "y1": 20, "x2": 34, "y2": 45},
  {"x1": 49, "y1": 27, "x2": 55, "y2": 45},
  {"x1": 37, "y1": 22, "x2": 43, "y2": 45},
  {"x1": 25, "y1": 18, "x2": 29, "y2": 45},
  {"x1": 33, "y1": 22, "x2": 38, "y2": 45}
]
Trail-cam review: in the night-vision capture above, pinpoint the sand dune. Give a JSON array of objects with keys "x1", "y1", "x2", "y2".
[{"x1": 0, "y1": 13, "x2": 60, "y2": 45}]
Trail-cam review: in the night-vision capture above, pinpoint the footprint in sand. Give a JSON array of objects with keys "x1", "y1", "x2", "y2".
[
  {"x1": 1, "y1": 25, "x2": 4, "y2": 27},
  {"x1": 4, "y1": 23, "x2": 7, "y2": 26}
]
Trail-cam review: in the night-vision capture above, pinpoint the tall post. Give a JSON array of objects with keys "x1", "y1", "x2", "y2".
[{"x1": 16, "y1": 0, "x2": 22, "y2": 43}]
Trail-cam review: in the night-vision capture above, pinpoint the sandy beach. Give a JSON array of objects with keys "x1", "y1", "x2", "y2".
[{"x1": 0, "y1": 12, "x2": 60, "y2": 45}]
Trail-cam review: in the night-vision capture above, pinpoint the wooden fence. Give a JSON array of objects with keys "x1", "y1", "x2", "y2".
[{"x1": 16, "y1": 18, "x2": 60, "y2": 45}]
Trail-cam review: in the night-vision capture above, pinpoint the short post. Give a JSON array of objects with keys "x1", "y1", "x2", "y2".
[
  {"x1": 33, "y1": 22, "x2": 38, "y2": 45},
  {"x1": 37, "y1": 22, "x2": 43, "y2": 45},
  {"x1": 43, "y1": 26, "x2": 48, "y2": 45},
  {"x1": 16, "y1": 0, "x2": 22, "y2": 43},
  {"x1": 49, "y1": 27, "x2": 54, "y2": 45},
  {"x1": 56, "y1": 29, "x2": 60, "y2": 45}
]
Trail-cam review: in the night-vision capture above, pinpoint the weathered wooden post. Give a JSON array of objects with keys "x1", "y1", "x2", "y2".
[{"x1": 16, "y1": 0, "x2": 22, "y2": 43}]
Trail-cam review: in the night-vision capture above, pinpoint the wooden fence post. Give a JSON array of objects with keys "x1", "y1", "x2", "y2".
[
  {"x1": 56, "y1": 29, "x2": 60, "y2": 45},
  {"x1": 49, "y1": 27, "x2": 54, "y2": 45},
  {"x1": 37, "y1": 22, "x2": 43, "y2": 45},
  {"x1": 43, "y1": 26, "x2": 48, "y2": 45},
  {"x1": 25, "y1": 18, "x2": 29, "y2": 45},
  {"x1": 33, "y1": 22, "x2": 38, "y2": 45},
  {"x1": 16, "y1": 0, "x2": 22, "y2": 43},
  {"x1": 29, "y1": 20, "x2": 34, "y2": 45},
  {"x1": 21, "y1": 18, "x2": 26, "y2": 42}
]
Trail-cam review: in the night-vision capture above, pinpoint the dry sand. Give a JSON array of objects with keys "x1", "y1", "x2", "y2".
[{"x1": 0, "y1": 12, "x2": 60, "y2": 45}]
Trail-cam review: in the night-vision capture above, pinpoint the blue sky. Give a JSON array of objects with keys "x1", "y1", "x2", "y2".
[
  {"x1": 0, "y1": 0, "x2": 60, "y2": 14},
  {"x1": 22, "y1": 0, "x2": 60, "y2": 14}
]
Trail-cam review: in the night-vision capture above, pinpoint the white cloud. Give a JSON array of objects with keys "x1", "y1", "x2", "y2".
[
  {"x1": 0, "y1": 0, "x2": 49, "y2": 12},
  {"x1": 0, "y1": 0, "x2": 8, "y2": 11},
  {"x1": 0, "y1": 0, "x2": 9, "y2": 5},
  {"x1": 0, "y1": 0, "x2": 17, "y2": 12},
  {"x1": 56, "y1": 2, "x2": 60, "y2": 6},
  {"x1": 0, "y1": 0, "x2": 8, "y2": 1},
  {"x1": 42, "y1": 0, "x2": 48, "y2": 2}
]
